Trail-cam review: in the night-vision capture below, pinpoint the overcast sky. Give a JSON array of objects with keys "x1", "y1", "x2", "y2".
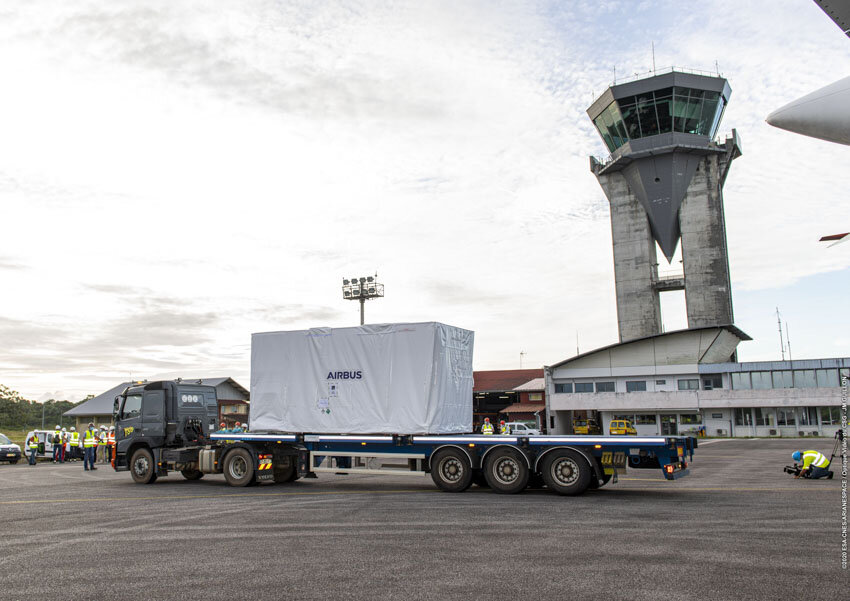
[{"x1": 1, "y1": 0, "x2": 849, "y2": 401}]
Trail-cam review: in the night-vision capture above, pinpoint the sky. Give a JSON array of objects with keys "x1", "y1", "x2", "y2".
[{"x1": 1, "y1": 0, "x2": 849, "y2": 401}]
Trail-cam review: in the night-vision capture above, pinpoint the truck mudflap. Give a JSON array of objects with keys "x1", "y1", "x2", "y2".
[{"x1": 256, "y1": 453, "x2": 274, "y2": 482}]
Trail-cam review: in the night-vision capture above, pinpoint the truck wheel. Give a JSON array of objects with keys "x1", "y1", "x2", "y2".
[
  {"x1": 472, "y1": 470, "x2": 489, "y2": 488},
  {"x1": 130, "y1": 448, "x2": 157, "y2": 484},
  {"x1": 181, "y1": 469, "x2": 204, "y2": 481},
  {"x1": 223, "y1": 448, "x2": 255, "y2": 487},
  {"x1": 273, "y1": 463, "x2": 298, "y2": 483},
  {"x1": 430, "y1": 448, "x2": 473, "y2": 492},
  {"x1": 540, "y1": 450, "x2": 591, "y2": 496},
  {"x1": 588, "y1": 472, "x2": 612, "y2": 489},
  {"x1": 483, "y1": 448, "x2": 529, "y2": 494}
]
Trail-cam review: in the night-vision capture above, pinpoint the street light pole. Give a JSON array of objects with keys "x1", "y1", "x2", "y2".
[{"x1": 342, "y1": 274, "x2": 384, "y2": 326}]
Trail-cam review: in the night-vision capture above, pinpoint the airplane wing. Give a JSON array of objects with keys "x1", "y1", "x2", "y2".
[
  {"x1": 814, "y1": 1, "x2": 850, "y2": 38},
  {"x1": 819, "y1": 232, "x2": 850, "y2": 247}
]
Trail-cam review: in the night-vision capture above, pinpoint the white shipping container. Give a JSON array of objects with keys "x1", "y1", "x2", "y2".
[{"x1": 250, "y1": 322, "x2": 474, "y2": 434}]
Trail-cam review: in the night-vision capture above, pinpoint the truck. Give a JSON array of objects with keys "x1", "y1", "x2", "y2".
[{"x1": 112, "y1": 379, "x2": 696, "y2": 496}]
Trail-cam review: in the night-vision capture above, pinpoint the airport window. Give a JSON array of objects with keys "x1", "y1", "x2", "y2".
[
  {"x1": 678, "y1": 379, "x2": 699, "y2": 391},
  {"x1": 613, "y1": 414, "x2": 634, "y2": 422},
  {"x1": 731, "y1": 372, "x2": 751, "y2": 390},
  {"x1": 799, "y1": 407, "x2": 818, "y2": 426},
  {"x1": 702, "y1": 376, "x2": 722, "y2": 390},
  {"x1": 776, "y1": 408, "x2": 796, "y2": 426},
  {"x1": 771, "y1": 371, "x2": 793, "y2": 389},
  {"x1": 655, "y1": 380, "x2": 666, "y2": 385},
  {"x1": 574, "y1": 383, "x2": 593, "y2": 393},
  {"x1": 679, "y1": 414, "x2": 702, "y2": 424},
  {"x1": 625, "y1": 381, "x2": 646, "y2": 392},
  {"x1": 120, "y1": 394, "x2": 142, "y2": 420},
  {"x1": 754, "y1": 408, "x2": 776, "y2": 427},
  {"x1": 751, "y1": 372, "x2": 772, "y2": 390},
  {"x1": 816, "y1": 369, "x2": 839, "y2": 388},
  {"x1": 554, "y1": 383, "x2": 572, "y2": 394},
  {"x1": 635, "y1": 414, "x2": 656, "y2": 425},
  {"x1": 820, "y1": 406, "x2": 840, "y2": 425},
  {"x1": 595, "y1": 381, "x2": 615, "y2": 392},
  {"x1": 734, "y1": 408, "x2": 753, "y2": 426},
  {"x1": 794, "y1": 370, "x2": 817, "y2": 388}
]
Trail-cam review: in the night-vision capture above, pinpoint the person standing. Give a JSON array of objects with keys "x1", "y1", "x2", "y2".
[
  {"x1": 107, "y1": 426, "x2": 116, "y2": 464},
  {"x1": 499, "y1": 420, "x2": 509, "y2": 435},
  {"x1": 52, "y1": 426, "x2": 62, "y2": 463},
  {"x1": 83, "y1": 423, "x2": 98, "y2": 471},
  {"x1": 60, "y1": 427, "x2": 68, "y2": 463},
  {"x1": 69, "y1": 427, "x2": 80, "y2": 461},
  {"x1": 27, "y1": 433, "x2": 39, "y2": 466},
  {"x1": 481, "y1": 417, "x2": 494, "y2": 435},
  {"x1": 98, "y1": 426, "x2": 108, "y2": 463}
]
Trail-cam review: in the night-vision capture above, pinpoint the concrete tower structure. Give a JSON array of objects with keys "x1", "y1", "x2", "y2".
[{"x1": 587, "y1": 70, "x2": 742, "y2": 342}]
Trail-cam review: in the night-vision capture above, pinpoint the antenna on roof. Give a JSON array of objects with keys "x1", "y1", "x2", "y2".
[
  {"x1": 776, "y1": 307, "x2": 786, "y2": 361},
  {"x1": 652, "y1": 42, "x2": 656, "y2": 74},
  {"x1": 520, "y1": 351, "x2": 526, "y2": 369},
  {"x1": 576, "y1": 331, "x2": 580, "y2": 356}
]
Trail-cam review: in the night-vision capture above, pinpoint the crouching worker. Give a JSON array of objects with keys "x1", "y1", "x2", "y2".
[{"x1": 792, "y1": 450, "x2": 833, "y2": 479}]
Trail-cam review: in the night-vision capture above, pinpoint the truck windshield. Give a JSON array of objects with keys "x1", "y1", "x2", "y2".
[{"x1": 121, "y1": 394, "x2": 142, "y2": 419}]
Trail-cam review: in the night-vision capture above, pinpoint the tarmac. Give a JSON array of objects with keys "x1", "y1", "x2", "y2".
[{"x1": 0, "y1": 438, "x2": 845, "y2": 600}]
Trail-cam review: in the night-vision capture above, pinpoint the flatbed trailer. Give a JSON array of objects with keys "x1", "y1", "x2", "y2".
[
  {"x1": 112, "y1": 380, "x2": 696, "y2": 496},
  {"x1": 197, "y1": 431, "x2": 696, "y2": 495}
]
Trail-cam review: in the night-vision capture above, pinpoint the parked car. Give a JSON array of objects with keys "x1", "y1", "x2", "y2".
[
  {"x1": 609, "y1": 419, "x2": 637, "y2": 436},
  {"x1": 573, "y1": 418, "x2": 602, "y2": 435},
  {"x1": 504, "y1": 422, "x2": 541, "y2": 436},
  {"x1": 0, "y1": 433, "x2": 22, "y2": 464}
]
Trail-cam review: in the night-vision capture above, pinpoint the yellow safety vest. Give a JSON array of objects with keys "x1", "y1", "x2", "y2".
[
  {"x1": 98, "y1": 432, "x2": 107, "y2": 445},
  {"x1": 28, "y1": 437, "x2": 39, "y2": 450},
  {"x1": 482, "y1": 423, "x2": 494, "y2": 435},
  {"x1": 802, "y1": 450, "x2": 829, "y2": 469},
  {"x1": 84, "y1": 430, "x2": 98, "y2": 448},
  {"x1": 70, "y1": 432, "x2": 80, "y2": 445}
]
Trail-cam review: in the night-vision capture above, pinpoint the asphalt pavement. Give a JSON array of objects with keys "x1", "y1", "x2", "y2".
[{"x1": 0, "y1": 438, "x2": 845, "y2": 600}]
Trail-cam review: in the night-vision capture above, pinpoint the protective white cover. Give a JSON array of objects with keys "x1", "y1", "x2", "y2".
[{"x1": 250, "y1": 322, "x2": 474, "y2": 434}]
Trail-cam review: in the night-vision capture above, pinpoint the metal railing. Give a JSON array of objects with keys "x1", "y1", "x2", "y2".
[{"x1": 608, "y1": 66, "x2": 723, "y2": 87}]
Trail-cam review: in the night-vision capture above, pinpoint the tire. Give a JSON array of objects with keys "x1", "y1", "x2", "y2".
[
  {"x1": 430, "y1": 448, "x2": 473, "y2": 492},
  {"x1": 472, "y1": 470, "x2": 489, "y2": 488},
  {"x1": 130, "y1": 448, "x2": 157, "y2": 484},
  {"x1": 181, "y1": 468, "x2": 204, "y2": 481},
  {"x1": 587, "y1": 472, "x2": 612, "y2": 490},
  {"x1": 540, "y1": 450, "x2": 591, "y2": 496},
  {"x1": 223, "y1": 448, "x2": 255, "y2": 487},
  {"x1": 273, "y1": 462, "x2": 298, "y2": 484},
  {"x1": 483, "y1": 448, "x2": 529, "y2": 494}
]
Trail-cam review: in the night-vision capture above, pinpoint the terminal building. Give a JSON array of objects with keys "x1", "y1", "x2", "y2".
[{"x1": 545, "y1": 69, "x2": 848, "y2": 438}]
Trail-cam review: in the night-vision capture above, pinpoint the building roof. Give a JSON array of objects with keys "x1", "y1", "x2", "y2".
[
  {"x1": 548, "y1": 325, "x2": 751, "y2": 371},
  {"x1": 64, "y1": 377, "x2": 249, "y2": 417},
  {"x1": 473, "y1": 369, "x2": 544, "y2": 392},
  {"x1": 512, "y1": 377, "x2": 545, "y2": 392},
  {"x1": 500, "y1": 402, "x2": 545, "y2": 414}
]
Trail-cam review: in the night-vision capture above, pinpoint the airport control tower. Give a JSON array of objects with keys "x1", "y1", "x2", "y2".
[{"x1": 588, "y1": 69, "x2": 742, "y2": 342}]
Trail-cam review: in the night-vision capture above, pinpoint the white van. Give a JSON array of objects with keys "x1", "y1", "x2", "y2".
[{"x1": 504, "y1": 422, "x2": 541, "y2": 436}]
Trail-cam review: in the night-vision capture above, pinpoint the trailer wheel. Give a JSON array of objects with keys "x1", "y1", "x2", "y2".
[
  {"x1": 483, "y1": 448, "x2": 529, "y2": 494},
  {"x1": 181, "y1": 468, "x2": 204, "y2": 481},
  {"x1": 130, "y1": 448, "x2": 157, "y2": 484},
  {"x1": 273, "y1": 463, "x2": 298, "y2": 484},
  {"x1": 430, "y1": 448, "x2": 473, "y2": 492},
  {"x1": 223, "y1": 448, "x2": 255, "y2": 487},
  {"x1": 540, "y1": 450, "x2": 591, "y2": 496},
  {"x1": 472, "y1": 470, "x2": 489, "y2": 488}
]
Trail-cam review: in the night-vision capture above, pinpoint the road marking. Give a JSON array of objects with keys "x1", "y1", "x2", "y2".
[{"x1": 0, "y1": 488, "x2": 438, "y2": 506}]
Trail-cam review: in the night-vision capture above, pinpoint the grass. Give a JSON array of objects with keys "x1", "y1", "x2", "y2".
[{"x1": 0, "y1": 429, "x2": 31, "y2": 449}]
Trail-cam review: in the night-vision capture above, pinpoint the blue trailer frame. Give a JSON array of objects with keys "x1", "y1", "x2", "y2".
[{"x1": 208, "y1": 432, "x2": 696, "y2": 496}]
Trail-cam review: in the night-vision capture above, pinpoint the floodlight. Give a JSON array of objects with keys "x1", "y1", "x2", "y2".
[
  {"x1": 343, "y1": 279, "x2": 349, "y2": 285},
  {"x1": 367, "y1": 276, "x2": 374, "y2": 282},
  {"x1": 341, "y1": 273, "x2": 385, "y2": 325}
]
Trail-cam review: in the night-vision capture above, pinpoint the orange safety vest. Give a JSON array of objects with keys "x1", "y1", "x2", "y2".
[{"x1": 107, "y1": 432, "x2": 115, "y2": 446}]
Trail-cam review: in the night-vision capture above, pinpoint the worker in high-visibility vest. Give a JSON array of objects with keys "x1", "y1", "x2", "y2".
[
  {"x1": 108, "y1": 426, "x2": 116, "y2": 463},
  {"x1": 27, "y1": 433, "x2": 39, "y2": 466},
  {"x1": 69, "y1": 427, "x2": 80, "y2": 461},
  {"x1": 60, "y1": 427, "x2": 68, "y2": 463},
  {"x1": 83, "y1": 423, "x2": 98, "y2": 471},
  {"x1": 98, "y1": 425, "x2": 108, "y2": 463},
  {"x1": 499, "y1": 420, "x2": 509, "y2": 435},
  {"x1": 52, "y1": 426, "x2": 62, "y2": 463},
  {"x1": 792, "y1": 450, "x2": 833, "y2": 479},
  {"x1": 481, "y1": 417, "x2": 494, "y2": 435}
]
